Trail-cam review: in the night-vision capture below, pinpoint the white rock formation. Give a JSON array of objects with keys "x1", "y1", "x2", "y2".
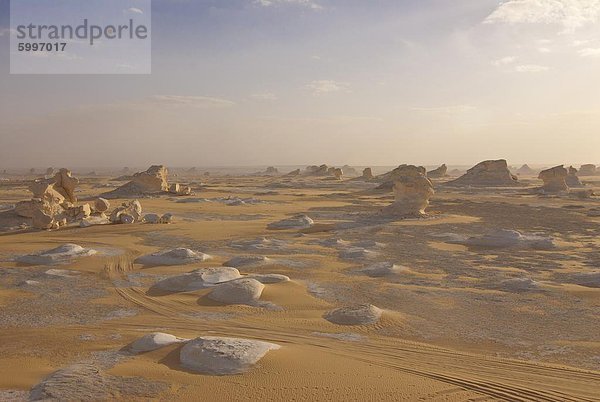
[
  {"x1": 129, "y1": 332, "x2": 188, "y2": 353},
  {"x1": 566, "y1": 166, "x2": 583, "y2": 187},
  {"x1": 102, "y1": 165, "x2": 169, "y2": 198},
  {"x1": 52, "y1": 168, "x2": 79, "y2": 203},
  {"x1": 357, "y1": 262, "x2": 408, "y2": 277},
  {"x1": 180, "y1": 336, "x2": 280, "y2": 375},
  {"x1": 448, "y1": 160, "x2": 519, "y2": 186},
  {"x1": 245, "y1": 273, "x2": 290, "y2": 283},
  {"x1": 382, "y1": 166, "x2": 434, "y2": 217},
  {"x1": 538, "y1": 165, "x2": 569, "y2": 193},
  {"x1": 267, "y1": 214, "x2": 314, "y2": 229},
  {"x1": 109, "y1": 200, "x2": 142, "y2": 224},
  {"x1": 93, "y1": 198, "x2": 110, "y2": 213},
  {"x1": 16, "y1": 244, "x2": 97, "y2": 265},
  {"x1": 362, "y1": 167, "x2": 373, "y2": 180},
  {"x1": 427, "y1": 164, "x2": 447, "y2": 178},
  {"x1": 153, "y1": 267, "x2": 241, "y2": 292},
  {"x1": 135, "y1": 248, "x2": 210, "y2": 266},
  {"x1": 463, "y1": 229, "x2": 555, "y2": 249},
  {"x1": 579, "y1": 164, "x2": 598, "y2": 176},
  {"x1": 376, "y1": 165, "x2": 427, "y2": 190},
  {"x1": 208, "y1": 278, "x2": 264, "y2": 305},
  {"x1": 516, "y1": 164, "x2": 536, "y2": 175},
  {"x1": 324, "y1": 304, "x2": 383, "y2": 325},
  {"x1": 223, "y1": 255, "x2": 272, "y2": 268}
]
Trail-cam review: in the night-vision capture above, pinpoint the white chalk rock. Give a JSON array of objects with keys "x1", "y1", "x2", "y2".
[
  {"x1": 499, "y1": 278, "x2": 540, "y2": 292},
  {"x1": 135, "y1": 248, "x2": 210, "y2": 266},
  {"x1": 324, "y1": 304, "x2": 383, "y2": 325},
  {"x1": 538, "y1": 165, "x2": 569, "y2": 193},
  {"x1": 142, "y1": 213, "x2": 161, "y2": 224},
  {"x1": 246, "y1": 273, "x2": 290, "y2": 284},
  {"x1": 130, "y1": 332, "x2": 188, "y2": 353},
  {"x1": 208, "y1": 278, "x2": 264, "y2": 305},
  {"x1": 16, "y1": 244, "x2": 97, "y2": 265},
  {"x1": 358, "y1": 262, "x2": 407, "y2": 277},
  {"x1": 464, "y1": 229, "x2": 555, "y2": 249},
  {"x1": 94, "y1": 198, "x2": 110, "y2": 213},
  {"x1": 154, "y1": 267, "x2": 241, "y2": 292},
  {"x1": 267, "y1": 214, "x2": 314, "y2": 230},
  {"x1": 223, "y1": 255, "x2": 272, "y2": 268},
  {"x1": 180, "y1": 336, "x2": 280, "y2": 375}
]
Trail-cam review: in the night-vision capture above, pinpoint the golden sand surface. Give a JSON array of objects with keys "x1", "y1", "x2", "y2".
[{"x1": 0, "y1": 172, "x2": 599, "y2": 400}]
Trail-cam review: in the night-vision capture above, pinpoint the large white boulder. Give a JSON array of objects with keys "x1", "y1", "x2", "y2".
[{"x1": 180, "y1": 336, "x2": 280, "y2": 375}]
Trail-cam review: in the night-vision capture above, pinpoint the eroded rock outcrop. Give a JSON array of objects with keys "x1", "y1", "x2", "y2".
[
  {"x1": 101, "y1": 165, "x2": 169, "y2": 198},
  {"x1": 381, "y1": 165, "x2": 434, "y2": 217},
  {"x1": 579, "y1": 164, "x2": 598, "y2": 176},
  {"x1": 566, "y1": 166, "x2": 583, "y2": 187},
  {"x1": 447, "y1": 160, "x2": 518, "y2": 186},
  {"x1": 538, "y1": 165, "x2": 569, "y2": 193},
  {"x1": 180, "y1": 336, "x2": 280, "y2": 375},
  {"x1": 109, "y1": 200, "x2": 142, "y2": 224},
  {"x1": 362, "y1": 168, "x2": 373, "y2": 180},
  {"x1": 427, "y1": 164, "x2": 447, "y2": 178},
  {"x1": 324, "y1": 304, "x2": 382, "y2": 325},
  {"x1": 516, "y1": 164, "x2": 536, "y2": 175}
]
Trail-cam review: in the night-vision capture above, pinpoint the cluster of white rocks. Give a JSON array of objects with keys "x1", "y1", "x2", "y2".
[{"x1": 102, "y1": 165, "x2": 193, "y2": 198}]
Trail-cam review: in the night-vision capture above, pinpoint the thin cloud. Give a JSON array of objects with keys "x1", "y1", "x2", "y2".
[
  {"x1": 484, "y1": 0, "x2": 600, "y2": 32},
  {"x1": 410, "y1": 105, "x2": 477, "y2": 114},
  {"x1": 578, "y1": 47, "x2": 600, "y2": 56},
  {"x1": 251, "y1": 92, "x2": 278, "y2": 101},
  {"x1": 514, "y1": 64, "x2": 550, "y2": 72},
  {"x1": 492, "y1": 56, "x2": 516, "y2": 66},
  {"x1": 254, "y1": 0, "x2": 322, "y2": 10},
  {"x1": 150, "y1": 95, "x2": 235, "y2": 108},
  {"x1": 306, "y1": 80, "x2": 350, "y2": 95}
]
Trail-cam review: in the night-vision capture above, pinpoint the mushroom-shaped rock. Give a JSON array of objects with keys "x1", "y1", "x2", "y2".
[
  {"x1": 427, "y1": 164, "x2": 447, "y2": 178},
  {"x1": 94, "y1": 198, "x2": 110, "y2": 213},
  {"x1": 16, "y1": 244, "x2": 97, "y2": 265},
  {"x1": 180, "y1": 336, "x2": 280, "y2": 375},
  {"x1": 135, "y1": 248, "x2": 210, "y2": 266},
  {"x1": 208, "y1": 278, "x2": 264, "y2": 305},
  {"x1": 538, "y1": 165, "x2": 569, "y2": 193},
  {"x1": 130, "y1": 332, "x2": 188, "y2": 353},
  {"x1": 324, "y1": 304, "x2": 383, "y2": 325},
  {"x1": 376, "y1": 165, "x2": 427, "y2": 190},
  {"x1": 153, "y1": 267, "x2": 241, "y2": 292},
  {"x1": 267, "y1": 214, "x2": 314, "y2": 229},
  {"x1": 382, "y1": 166, "x2": 434, "y2": 217},
  {"x1": 447, "y1": 159, "x2": 518, "y2": 186}
]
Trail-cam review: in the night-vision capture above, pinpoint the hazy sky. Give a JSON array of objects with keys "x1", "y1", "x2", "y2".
[{"x1": 1, "y1": 0, "x2": 600, "y2": 168}]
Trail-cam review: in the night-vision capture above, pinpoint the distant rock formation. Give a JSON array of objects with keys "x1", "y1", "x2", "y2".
[
  {"x1": 447, "y1": 160, "x2": 518, "y2": 186},
  {"x1": 427, "y1": 164, "x2": 447, "y2": 178},
  {"x1": 305, "y1": 164, "x2": 329, "y2": 176},
  {"x1": 516, "y1": 164, "x2": 536, "y2": 175},
  {"x1": 538, "y1": 165, "x2": 569, "y2": 193},
  {"x1": 579, "y1": 164, "x2": 598, "y2": 176},
  {"x1": 332, "y1": 168, "x2": 343, "y2": 180},
  {"x1": 566, "y1": 166, "x2": 583, "y2": 188},
  {"x1": 382, "y1": 165, "x2": 434, "y2": 217},
  {"x1": 362, "y1": 167, "x2": 373, "y2": 180},
  {"x1": 286, "y1": 169, "x2": 300, "y2": 176},
  {"x1": 101, "y1": 165, "x2": 169, "y2": 198},
  {"x1": 169, "y1": 183, "x2": 193, "y2": 196},
  {"x1": 265, "y1": 166, "x2": 278, "y2": 175},
  {"x1": 341, "y1": 165, "x2": 357, "y2": 175}
]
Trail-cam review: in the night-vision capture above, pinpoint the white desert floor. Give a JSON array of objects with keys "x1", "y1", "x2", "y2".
[{"x1": 0, "y1": 172, "x2": 599, "y2": 401}]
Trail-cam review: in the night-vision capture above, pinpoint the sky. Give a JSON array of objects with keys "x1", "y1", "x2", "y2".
[{"x1": 1, "y1": 0, "x2": 600, "y2": 168}]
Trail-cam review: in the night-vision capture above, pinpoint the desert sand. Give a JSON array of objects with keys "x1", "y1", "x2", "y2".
[{"x1": 0, "y1": 163, "x2": 599, "y2": 401}]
